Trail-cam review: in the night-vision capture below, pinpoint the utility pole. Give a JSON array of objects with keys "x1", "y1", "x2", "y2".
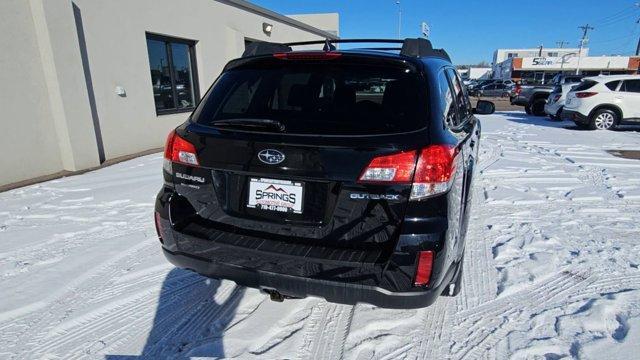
[
  {"x1": 576, "y1": 24, "x2": 594, "y2": 75},
  {"x1": 396, "y1": 1, "x2": 402, "y2": 39},
  {"x1": 636, "y1": 18, "x2": 640, "y2": 56},
  {"x1": 538, "y1": 44, "x2": 543, "y2": 56},
  {"x1": 636, "y1": 3, "x2": 640, "y2": 56},
  {"x1": 556, "y1": 40, "x2": 568, "y2": 49}
]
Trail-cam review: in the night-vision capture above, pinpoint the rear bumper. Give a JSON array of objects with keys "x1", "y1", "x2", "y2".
[
  {"x1": 162, "y1": 247, "x2": 443, "y2": 309},
  {"x1": 561, "y1": 109, "x2": 589, "y2": 123},
  {"x1": 544, "y1": 102, "x2": 562, "y2": 116}
]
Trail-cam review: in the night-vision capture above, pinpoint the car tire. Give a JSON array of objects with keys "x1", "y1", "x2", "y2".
[
  {"x1": 554, "y1": 107, "x2": 564, "y2": 121},
  {"x1": 532, "y1": 98, "x2": 547, "y2": 116},
  {"x1": 441, "y1": 258, "x2": 463, "y2": 297},
  {"x1": 525, "y1": 105, "x2": 532, "y2": 115},
  {"x1": 589, "y1": 109, "x2": 618, "y2": 130}
]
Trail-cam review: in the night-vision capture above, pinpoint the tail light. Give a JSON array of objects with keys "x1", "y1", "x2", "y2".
[
  {"x1": 410, "y1": 145, "x2": 458, "y2": 200},
  {"x1": 414, "y1": 250, "x2": 434, "y2": 286},
  {"x1": 273, "y1": 52, "x2": 342, "y2": 60},
  {"x1": 575, "y1": 92, "x2": 598, "y2": 98},
  {"x1": 164, "y1": 130, "x2": 199, "y2": 166},
  {"x1": 358, "y1": 150, "x2": 417, "y2": 184},
  {"x1": 358, "y1": 144, "x2": 458, "y2": 199}
]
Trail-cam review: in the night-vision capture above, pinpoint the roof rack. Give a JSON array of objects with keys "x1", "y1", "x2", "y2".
[{"x1": 241, "y1": 38, "x2": 451, "y2": 61}]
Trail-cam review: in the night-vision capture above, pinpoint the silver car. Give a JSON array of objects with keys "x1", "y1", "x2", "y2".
[{"x1": 478, "y1": 83, "x2": 511, "y2": 97}]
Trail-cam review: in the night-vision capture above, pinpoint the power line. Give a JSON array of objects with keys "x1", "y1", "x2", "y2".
[
  {"x1": 556, "y1": 40, "x2": 569, "y2": 48},
  {"x1": 598, "y1": 12, "x2": 638, "y2": 28},
  {"x1": 592, "y1": 4, "x2": 637, "y2": 24}
]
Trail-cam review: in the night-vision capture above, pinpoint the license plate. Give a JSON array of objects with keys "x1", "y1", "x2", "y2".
[{"x1": 247, "y1": 178, "x2": 304, "y2": 214}]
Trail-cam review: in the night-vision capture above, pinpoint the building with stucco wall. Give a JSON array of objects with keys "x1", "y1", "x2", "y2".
[{"x1": 0, "y1": 0, "x2": 338, "y2": 188}]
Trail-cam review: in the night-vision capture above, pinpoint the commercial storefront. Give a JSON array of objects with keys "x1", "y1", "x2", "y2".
[
  {"x1": 0, "y1": 0, "x2": 338, "y2": 187},
  {"x1": 493, "y1": 54, "x2": 640, "y2": 83}
]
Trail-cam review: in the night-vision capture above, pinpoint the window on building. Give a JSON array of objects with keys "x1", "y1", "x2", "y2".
[
  {"x1": 548, "y1": 52, "x2": 559, "y2": 57},
  {"x1": 620, "y1": 80, "x2": 640, "y2": 93},
  {"x1": 507, "y1": 53, "x2": 518, "y2": 58},
  {"x1": 146, "y1": 33, "x2": 199, "y2": 114}
]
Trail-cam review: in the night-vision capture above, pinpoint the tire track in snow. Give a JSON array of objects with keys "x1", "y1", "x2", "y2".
[
  {"x1": 296, "y1": 301, "x2": 354, "y2": 360},
  {"x1": 0, "y1": 238, "x2": 163, "y2": 358},
  {"x1": 449, "y1": 271, "x2": 593, "y2": 359},
  {"x1": 29, "y1": 276, "x2": 236, "y2": 359}
]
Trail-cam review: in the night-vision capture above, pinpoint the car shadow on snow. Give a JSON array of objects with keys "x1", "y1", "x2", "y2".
[{"x1": 106, "y1": 268, "x2": 244, "y2": 360}]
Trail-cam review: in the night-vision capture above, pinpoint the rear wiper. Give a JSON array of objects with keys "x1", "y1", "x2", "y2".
[{"x1": 211, "y1": 118, "x2": 285, "y2": 132}]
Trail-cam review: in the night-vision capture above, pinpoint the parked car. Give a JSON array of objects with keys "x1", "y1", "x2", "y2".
[
  {"x1": 544, "y1": 75, "x2": 585, "y2": 120},
  {"x1": 467, "y1": 79, "x2": 493, "y2": 94},
  {"x1": 477, "y1": 83, "x2": 510, "y2": 97},
  {"x1": 154, "y1": 38, "x2": 495, "y2": 309},
  {"x1": 562, "y1": 75, "x2": 640, "y2": 130},
  {"x1": 512, "y1": 74, "x2": 583, "y2": 116}
]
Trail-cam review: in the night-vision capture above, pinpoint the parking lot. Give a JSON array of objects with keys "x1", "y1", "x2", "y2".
[{"x1": 1, "y1": 111, "x2": 639, "y2": 359}]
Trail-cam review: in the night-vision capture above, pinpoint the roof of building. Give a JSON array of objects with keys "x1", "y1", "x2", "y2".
[{"x1": 218, "y1": 0, "x2": 339, "y2": 39}]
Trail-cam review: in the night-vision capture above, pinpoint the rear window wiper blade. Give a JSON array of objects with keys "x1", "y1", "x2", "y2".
[{"x1": 211, "y1": 118, "x2": 285, "y2": 132}]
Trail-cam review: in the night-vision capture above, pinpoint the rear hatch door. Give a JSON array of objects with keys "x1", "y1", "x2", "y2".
[{"x1": 172, "y1": 53, "x2": 430, "y2": 260}]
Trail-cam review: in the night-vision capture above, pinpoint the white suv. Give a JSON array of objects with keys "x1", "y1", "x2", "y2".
[
  {"x1": 562, "y1": 75, "x2": 640, "y2": 130},
  {"x1": 544, "y1": 75, "x2": 584, "y2": 120}
]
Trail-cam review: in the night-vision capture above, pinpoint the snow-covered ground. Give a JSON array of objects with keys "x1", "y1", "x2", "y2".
[{"x1": 1, "y1": 112, "x2": 640, "y2": 359}]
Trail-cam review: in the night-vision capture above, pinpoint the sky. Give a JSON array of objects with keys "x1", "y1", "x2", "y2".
[{"x1": 251, "y1": 0, "x2": 640, "y2": 65}]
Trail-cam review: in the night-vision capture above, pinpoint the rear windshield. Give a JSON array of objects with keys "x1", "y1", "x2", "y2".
[
  {"x1": 191, "y1": 61, "x2": 428, "y2": 135},
  {"x1": 573, "y1": 80, "x2": 597, "y2": 91}
]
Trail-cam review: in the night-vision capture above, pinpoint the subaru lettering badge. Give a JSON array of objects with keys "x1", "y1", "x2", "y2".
[{"x1": 258, "y1": 149, "x2": 285, "y2": 165}]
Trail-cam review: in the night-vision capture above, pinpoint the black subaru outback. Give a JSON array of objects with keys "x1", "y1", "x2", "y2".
[{"x1": 154, "y1": 38, "x2": 494, "y2": 309}]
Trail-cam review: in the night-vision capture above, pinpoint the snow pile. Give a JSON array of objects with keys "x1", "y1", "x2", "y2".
[{"x1": 0, "y1": 112, "x2": 639, "y2": 359}]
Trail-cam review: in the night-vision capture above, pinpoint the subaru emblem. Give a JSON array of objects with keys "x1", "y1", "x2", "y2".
[{"x1": 258, "y1": 149, "x2": 285, "y2": 165}]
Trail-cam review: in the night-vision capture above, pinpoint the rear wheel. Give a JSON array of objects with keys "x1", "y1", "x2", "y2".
[
  {"x1": 590, "y1": 109, "x2": 618, "y2": 130},
  {"x1": 441, "y1": 258, "x2": 463, "y2": 297},
  {"x1": 531, "y1": 98, "x2": 547, "y2": 116}
]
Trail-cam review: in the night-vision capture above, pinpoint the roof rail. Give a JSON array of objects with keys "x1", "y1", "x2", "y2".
[
  {"x1": 242, "y1": 41, "x2": 292, "y2": 57},
  {"x1": 241, "y1": 38, "x2": 451, "y2": 61}
]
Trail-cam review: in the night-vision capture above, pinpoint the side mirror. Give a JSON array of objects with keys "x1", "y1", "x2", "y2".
[{"x1": 473, "y1": 100, "x2": 495, "y2": 115}]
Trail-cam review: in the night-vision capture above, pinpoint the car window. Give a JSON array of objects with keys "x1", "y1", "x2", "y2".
[
  {"x1": 438, "y1": 70, "x2": 458, "y2": 127},
  {"x1": 605, "y1": 81, "x2": 620, "y2": 91},
  {"x1": 446, "y1": 68, "x2": 471, "y2": 122},
  {"x1": 192, "y1": 61, "x2": 429, "y2": 135},
  {"x1": 620, "y1": 80, "x2": 640, "y2": 93},
  {"x1": 572, "y1": 80, "x2": 597, "y2": 92}
]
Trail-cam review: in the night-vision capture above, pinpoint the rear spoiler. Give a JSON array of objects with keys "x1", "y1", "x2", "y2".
[{"x1": 241, "y1": 38, "x2": 451, "y2": 62}]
